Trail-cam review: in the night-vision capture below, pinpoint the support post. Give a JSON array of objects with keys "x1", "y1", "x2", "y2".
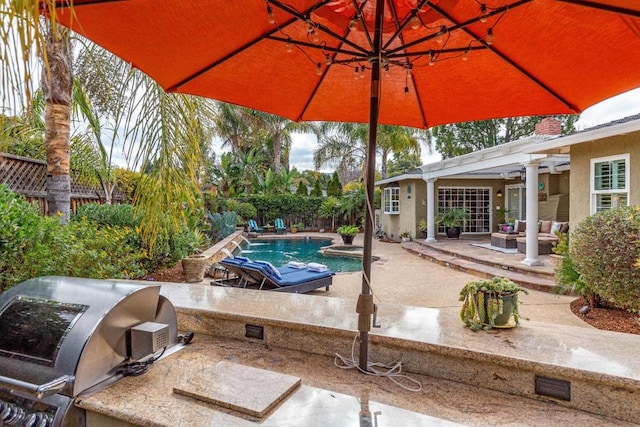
[
  {"x1": 522, "y1": 161, "x2": 543, "y2": 266},
  {"x1": 358, "y1": 0, "x2": 385, "y2": 372},
  {"x1": 426, "y1": 178, "x2": 437, "y2": 242}
]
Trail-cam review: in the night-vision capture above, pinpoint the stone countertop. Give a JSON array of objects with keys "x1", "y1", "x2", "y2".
[
  {"x1": 160, "y1": 283, "x2": 640, "y2": 387},
  {"x1": 75, "y1": 334, "x2": 632, "y2": 427}
]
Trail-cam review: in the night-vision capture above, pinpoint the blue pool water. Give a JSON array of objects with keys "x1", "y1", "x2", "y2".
[{"x1": 239, "y1": 238, "x2": 362, "y2": 272}]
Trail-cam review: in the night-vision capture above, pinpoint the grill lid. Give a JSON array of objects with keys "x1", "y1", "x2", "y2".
[{"x1": 0, "y1": 276, "x2": 179, "y2": 397}]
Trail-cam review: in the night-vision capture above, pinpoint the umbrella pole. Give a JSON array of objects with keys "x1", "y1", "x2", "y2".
[{"x1": 357, "y1": 0, "x2": 384, "y2": 372}]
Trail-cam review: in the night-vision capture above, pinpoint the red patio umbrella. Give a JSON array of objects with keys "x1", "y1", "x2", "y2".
[{"x1": 48, "y1": 0, "x2": 640, "y2": 370}]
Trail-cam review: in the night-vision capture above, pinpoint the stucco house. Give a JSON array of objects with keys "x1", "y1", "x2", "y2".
[{"x1": 376, "y1": 114, "x2": 640, "y2": 266}]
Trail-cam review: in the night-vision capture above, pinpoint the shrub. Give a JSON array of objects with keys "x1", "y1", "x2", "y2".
[
  {"x1": 5, "y1": 217, "x2": 147, "y2": 288},
  {"x1": 75, "y1": 203, "x2": 139, "y2": 227},
  {"x1": 570, "y1": 206, "x2": 640, "y2": 311},
  {"x1": 235, "y1": 202, "x2": 257, "y2": 221},
  {"x1": 207, "y1": 211, "x2": 238, "y2": 242},
  {"x1": 0, "y1": 185, "x2": 41, "y2": 262}
]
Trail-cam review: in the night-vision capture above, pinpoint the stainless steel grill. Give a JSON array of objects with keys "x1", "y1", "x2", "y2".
[{"x1": 0, "y1": 276, "x2": 181, "y2": 427}]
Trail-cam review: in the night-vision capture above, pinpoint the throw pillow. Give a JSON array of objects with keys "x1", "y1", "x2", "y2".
[
  {"x1": 540, "y1": 220, "x2": 552, "y2": 234},
  {"x1": 550, "y1": 221, "x2": 562, "y2": 234},
  {"x1": 560, "y1": 222, "x2": 570, "y2": 234}
]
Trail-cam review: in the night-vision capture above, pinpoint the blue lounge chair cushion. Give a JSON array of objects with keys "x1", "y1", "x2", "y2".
[
  {"x1": 253, "y1": 260, "x2": 283, "y2": 280},
  {"x1": 274, "y1": 269, "x2": 334, "y2": 286}
]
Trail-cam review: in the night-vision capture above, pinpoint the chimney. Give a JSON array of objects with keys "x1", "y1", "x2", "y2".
[{"x1": 534, "y1": 117, "x2": 562, "y2": 136}]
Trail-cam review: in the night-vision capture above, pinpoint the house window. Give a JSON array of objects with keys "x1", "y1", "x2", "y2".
[
  {"x1": 384, "y1": 187, "x2": 400, "y2": 214},
  {"x1": 591, "y1": 154, "x2": 629, "y2": 214},
  {"x1": 437, "y1": 187, "x2": 491, "y2": 233}
]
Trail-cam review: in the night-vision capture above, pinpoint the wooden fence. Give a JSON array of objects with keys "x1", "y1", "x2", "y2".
[{"x1": 0, "y1": 152, "x2": 124, "y2": 215}]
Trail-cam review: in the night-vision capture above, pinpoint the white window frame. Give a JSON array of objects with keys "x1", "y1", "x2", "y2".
[
  {"x1": 437, "y1": 187, "x2": 491, "y2": 234},
  {"x1": 590, "y1": 153, "x2": 630, "y2": 214},
  {"x1": 383, "y1": 187, "x2": 400, "y2": 214}
]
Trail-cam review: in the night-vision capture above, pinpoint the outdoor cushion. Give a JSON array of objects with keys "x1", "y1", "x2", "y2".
[
  {"x1": 550, "y1": 221, "x2": 563, "y2": 234},
  {"x1": 254, "y1": 260, "x2": 283, "y2": 280},
  {"x1": 540, "y1": 220, "x2": 552, "y2": 234},
  {"x1": 515, "y1": 220, "x2": 526, "y2": 233},
  {"x1": 274, "y1": 269, "x2": 334, "y2": 286},
  {"x1": 560, "y1": 222, "x2": 570, "y2": 234}
]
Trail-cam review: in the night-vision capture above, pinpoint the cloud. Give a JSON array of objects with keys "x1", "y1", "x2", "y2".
[
  {"x1": 290, "y1": 132, "x2": 322, "y2": 172},
  {"x1": 575, "y1": 88, "x2": 640, "y2": 129}
]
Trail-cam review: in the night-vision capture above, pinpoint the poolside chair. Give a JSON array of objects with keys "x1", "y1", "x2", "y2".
[
  {"x1": 211, "y1": 256, "x2": 257, "y2": 288},
  {"x1": 248, "y1": 219, "x2": 263, "y2": 234},
  {"x1": 274, "y1": 218, "x2": 287, "y2": 234},
  {"x1": 239, "y1": 260, "x2": 334, "y2": 294}
]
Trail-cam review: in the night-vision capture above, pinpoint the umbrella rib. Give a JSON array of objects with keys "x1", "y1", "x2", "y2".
[
  {"x1": 428, "y1": 0, "x2": 579, "y2": 113},
  {"x1": 382, "y1": 0, "x2": 430, "y2": 51},
  {"x1": 351, "y1": 0, "x2": 374, "y2": 50},
  {"x1": 167, "y1": 14, "x2": 303, "y2": 92},
  {"x1": 264, "y1": 35, "x2": 366, "y2": 58},
  {"x1": 556, "y1": 0, "x2": 640, "y2": 18},
  {"x1": 386, "y1": 0, "x2": 428, "y2": 128},
  {"x1": 296, "y1": 1, "x2": 375, "y2": 121},
  {"x1": 386, "y1": 0, "x2": 530, "y2": 56},
  {"x1": 270, "y1": 0, "x2": 369, "y2": 55}
]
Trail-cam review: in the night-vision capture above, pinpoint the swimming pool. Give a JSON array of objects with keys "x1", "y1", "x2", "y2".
[{"x1": 239, "y1": 238, "x2": 363, "y2": 273}]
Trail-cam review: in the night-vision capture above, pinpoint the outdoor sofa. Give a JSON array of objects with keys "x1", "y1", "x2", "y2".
[{"x1": 491, "y1": 220, "x2": 568, "y2": 253}]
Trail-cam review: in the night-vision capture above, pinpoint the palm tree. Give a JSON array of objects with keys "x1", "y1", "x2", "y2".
[
  {"x1": 314, "y1": 123, "x2": 368, "y2": 184},
  {"x1": 3, "y1": 3, "x2": 216, "y2": 250},
  {"x1": 213, "y1": 103, "x2": 254, "y2": 156},
  {"x1": 376, "y1": 125, "x2": 429, "y2": 178},
  {"x1": 246, "y1": 110, "x2": 318, "y2": 173}
]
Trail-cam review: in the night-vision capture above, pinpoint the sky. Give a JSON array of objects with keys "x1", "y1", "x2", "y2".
[{"x1": 281, "y1": 87, "x2": 640, "y2": 173}]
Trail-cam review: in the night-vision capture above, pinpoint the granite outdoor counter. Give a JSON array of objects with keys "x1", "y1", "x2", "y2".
[{"x1": 76, "y1": 282, "x2": 640, "y2": 424}]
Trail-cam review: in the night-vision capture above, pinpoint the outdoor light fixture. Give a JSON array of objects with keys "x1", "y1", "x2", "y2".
[
  {"x1": 486, "y1": 28, "x2": 494, "y2": 45},
  {"x1": 407, "y1": 183, "x2": 412, "y2": 199},
  {"x1": 409, "y1": 12, "x2": 420, "y2": 30},
  {"x1": 349, "y1": 18, "x2": 358, "y2": 31},
  {"x1": 316, "y1": 63, "x2": 322, "y2": 75},
  {"x1": 496, "y1": 189, "x2": 503, "y2": 198},
  {"x1": 480, "y1": 4, "x2": 489, "y2": 22},
  {"x1": 436, "y1": 26, "x2": 447, "y2": 44},
  {"x1": 429, "y1": 51, "x2": 436, "y2": 66},
  {"x1": 266, "y1": 5, "x2": 276, "y2": 24},
  {"x1": 520, "y1": 167, "x2": 527, "y2": 183}
]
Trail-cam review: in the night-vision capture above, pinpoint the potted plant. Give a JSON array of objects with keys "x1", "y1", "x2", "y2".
[
  {"x1": 182, "y1": 254, "x2": 209, "y2": 283},
  {"x1": 399, "y1": 231, "x2": 411, "y2": 242},
  {"x1": 290, "y1": 222, "x2": 304, "y2": 233},
  {"x1": 418, "y1": 218, "x2": 428, "y2": 238},
  {"x1": 337, "y1": 225, "x2": 359, "y2": 245},
  {"x1": 459, "y1": 277, "x2": 529, "y2": 331},
  {"x1": 436, "y1": 208, "x2": 470, "y2": 239}
]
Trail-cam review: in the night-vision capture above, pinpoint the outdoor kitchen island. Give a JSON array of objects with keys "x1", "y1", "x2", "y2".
[{"x1": 75, "y1": 283, "x2": 640, "y2": 426}]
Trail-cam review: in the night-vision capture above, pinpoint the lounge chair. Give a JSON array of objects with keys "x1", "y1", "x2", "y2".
[
  {"x1": 248, "y1": 219, "x2": 263, "y2": 234},
  {"x1": 274, "y1": 218, "x2": 287, "y2": 234},
  {"x1": 238, "y1": 260, "x2": 334, "y2": 294},
  {"x1": 212, "y1": 257, "x2": 256, "y2": 287}
]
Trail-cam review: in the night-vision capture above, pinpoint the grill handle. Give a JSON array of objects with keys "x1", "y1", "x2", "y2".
[{"x1": 0, "y1": 374, "x2": 71, "y2": 399}]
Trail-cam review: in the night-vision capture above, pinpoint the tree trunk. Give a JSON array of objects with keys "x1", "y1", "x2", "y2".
[
  {"x1": 43, "y1": 25, "x2": 73, "y2": 223},
  {"x1": 273, "y1": 132, "x2": 282, "y2": 174}
]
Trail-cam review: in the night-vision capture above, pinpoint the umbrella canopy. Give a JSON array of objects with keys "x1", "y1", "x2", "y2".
[
  {"x1": 48, "y1": 0, "x2": 640, "y2": 370},
  {"x1": 51, "y1": 0, "x2": 640, "y2": 128}
]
